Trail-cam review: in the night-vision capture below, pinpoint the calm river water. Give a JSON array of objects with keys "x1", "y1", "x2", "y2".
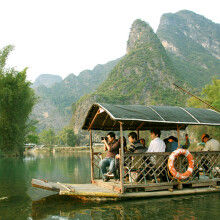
[{"x1": 0, "y1": 151, "x2": 219, "y2": 220}]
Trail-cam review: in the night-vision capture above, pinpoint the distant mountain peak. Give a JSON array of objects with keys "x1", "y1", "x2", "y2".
[
  {"x1": 127, "y1": 19, "x2": 157, "y2": 54},
  {"x1": 157, "y1": 9, "x2": 220, "y2": 88},
  {"x1": 33, "y1": 74, "x2": 62, "y2": 88}
]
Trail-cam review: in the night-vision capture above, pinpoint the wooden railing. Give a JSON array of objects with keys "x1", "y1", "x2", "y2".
[{"x1": 93, "y1": 151, "x2": 220, "y2": 192}]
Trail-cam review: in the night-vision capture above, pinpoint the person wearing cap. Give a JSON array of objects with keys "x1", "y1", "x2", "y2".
[
  {"x1": 201, "y1": 134, "x2": 220, "y2": 151},
  {"x1": 147, "y1": 129, "x2": 166, "y2": 152}
]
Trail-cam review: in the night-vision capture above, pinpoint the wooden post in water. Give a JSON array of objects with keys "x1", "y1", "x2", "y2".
[
  {"x1": 89, "y1": 129, "x2": 94, "y2": 181},
  {"x1": 119, "y1": 122, "x2": 125, "y2": 194}
]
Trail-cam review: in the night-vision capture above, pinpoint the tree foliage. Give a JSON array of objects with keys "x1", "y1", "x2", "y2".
[
  {"x1": 58, "y1": 126, "x2": 77, "y2": 147},
  {"x1": 39, "y1": 128, "x2": 56, "y2": 145},
  {"x1": 25, "y1": 120, "x2": 40, "y2": 144},
  {"x1": 39, "y1": 127, "x2": 77, "y2": 147},
  {"x1": 187, "y1": 78, "x2": 220, "y2": 141},
  {"x1": 0, "y1": 45, "x2": 36, "y2": 156}
]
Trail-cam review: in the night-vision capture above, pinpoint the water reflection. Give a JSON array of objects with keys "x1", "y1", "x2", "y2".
[
  {"x1": 31, "y1": 193, "x2": 220, "y2": 220},
  {"x1": 0, "y1": 152, "x2": 220, "y2": 220}
]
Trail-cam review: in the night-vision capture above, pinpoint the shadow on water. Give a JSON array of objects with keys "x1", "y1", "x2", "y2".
[
  {"x1": 31, "y1": 193, "x2": 220, "y2": 220},
  {"x1": 0, "y1": 157, "x2": 31, "y2": 220}
]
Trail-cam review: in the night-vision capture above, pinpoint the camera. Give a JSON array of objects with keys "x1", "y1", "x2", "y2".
[{"x1": 101, "y1": 136, "x2": 108, "y2": 141}]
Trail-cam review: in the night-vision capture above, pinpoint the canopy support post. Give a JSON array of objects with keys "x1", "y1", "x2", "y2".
[
  {"x1": 137, "y1": 130, "x2": 139, "y2": 140},
  {"x1": 136, "y1": 122, "x2": 145, "y2": 140},
  {"x1": 89, "y1": 129, "x2": 94, "y2": 182},
  {"x1": 88, "y1": 108, "x2": 100, "y2": 131},
  {"x1": 177, "y1": 124, "x2": 180, "y2": 148},
  {"x1": 176, "y1": 124, "x2": 183, "y2": 189},
  {"x1": 119, "y1": 121, "x2": 125, "y2": 194}
]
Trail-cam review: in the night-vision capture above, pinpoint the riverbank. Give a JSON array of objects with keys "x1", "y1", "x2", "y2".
[{"x1": 30, "y1": 145, "x2": 104, "y2": 153}]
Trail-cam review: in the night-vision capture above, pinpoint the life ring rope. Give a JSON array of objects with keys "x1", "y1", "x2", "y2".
[{"x1": 168, "y1": 149, "x2": 195, "y2": 181}]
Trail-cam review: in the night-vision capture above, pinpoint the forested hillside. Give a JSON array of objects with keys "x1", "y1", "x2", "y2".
[
  {"x1": 32, "y1": 10, "x2": 220, "y2": 137},
  {"x1": 70, "y1": 19, "x2": 190, "y2": 144},
  {"x1": 157, "y1": 10, "x2": 220, "y2": 88},
  {"x1": 93, "y1": 19, "x2": 187, "y2": 105},
  {"x1": 32, "y1": 59, "x2": 120, "y2": 132}
]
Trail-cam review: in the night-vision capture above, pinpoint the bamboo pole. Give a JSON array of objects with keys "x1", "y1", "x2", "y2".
[
  {"x1": 88, "y1": 108, "x2": 100, "y2": 130},
  {"x1": 119, "y1": 121, "x2": 125, "y2": 194},
  {"x1": 89, "y1": 129, "x2": 94, "y2": 181},
  {"x1": 173, "y1": 83, "x2": 220, "y2": 113}
]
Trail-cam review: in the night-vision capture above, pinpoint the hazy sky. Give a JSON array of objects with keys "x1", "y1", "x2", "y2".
[{"x1": 1, "y1": 0, "x2": 219, "y2": 82}]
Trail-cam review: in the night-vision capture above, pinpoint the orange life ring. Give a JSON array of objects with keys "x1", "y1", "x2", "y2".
[{"x1": 168, "y1": 149, "x2": 194, "y2": 180}]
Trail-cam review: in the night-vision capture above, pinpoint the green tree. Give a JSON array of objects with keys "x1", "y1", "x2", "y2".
[
  {"x1": 0, "y1": 45, "x2": 37, "y2": 156},
  {"x1": 58, "y1": 126, "x2": 77, "y2": 147},
  {"x1": 66, "y1": 128, "x2": 77, "y2": 147},
  {"x1": 187, "y1": 78, "x2": 220, "y2": 141},
  {"x1": 39, "y1": 128, "x2": 56, "y2": 145},
  {"x1": 25, "y1": 119, "x2": 39, "y2": 144}
]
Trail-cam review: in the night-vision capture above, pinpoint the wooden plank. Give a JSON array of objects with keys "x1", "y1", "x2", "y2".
[
  {"x1": 93, "y1": 179, "x2": 121, "y2": 192},
  {"x1": 182, "y1": 178, "x2": 220, "y2": 185},
  {"x1": 57, "y1": 182, "x2": 74, "y2": 192},
  {"x1": 144, "y1": 186, "x2": 173, "y2": 192},
  {"x1": 68, "y1": 183, "x2": 117, "y2": 192},
  {"x1": 59, "y1": 190, "x2": 119, "y2": 197},
  {"x1": 124, "y1": 182, "x2": 176, "y2": 188},
  {"x1": 191, "y1": 182, "x2": 217, "y2": 188},
  {"x1": 119, "y1": 187, "x2": 220, "y2": 198},
  {"x1": 32, "y1": 179, "x2": 60, "y2": 192}
]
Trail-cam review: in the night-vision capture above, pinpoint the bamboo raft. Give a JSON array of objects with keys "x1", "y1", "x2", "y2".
[
  {"x1": 32, "y1": 178, "x2": 220, "y2": 200},
  {"x1": 32, "y1": 103, "x2": 220, "y2": 200}
]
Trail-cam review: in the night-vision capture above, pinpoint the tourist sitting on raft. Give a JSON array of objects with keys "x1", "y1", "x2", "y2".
[
  {"x1": 115, "y1": 132, "x2": 145, "y2": 169},
  {"x1": 115, "y1": 132, "x2": 146, "y2": 159},
  {"x1": 147, "y1": 129, "x2": 166, "y2": 153},
  {"x1": 140, "y1": 138, "x2": 146, "y2": 147},
  {"x1": 201, "y1": 134, "x2": 220, "y2": 151},
  {"x1": 167, "y1": 136, "x2": 178, "y2": 152},
  {"x1": 127, "y1": 132, "x2": 146, "y2": 153},
  {"x1": 99, "y1": 132, "x2": 120, "y2": 182}
]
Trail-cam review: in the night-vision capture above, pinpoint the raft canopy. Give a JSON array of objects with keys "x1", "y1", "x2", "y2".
[{"x1": 82, "y1": 103, "x2": 220, "y2": 131}]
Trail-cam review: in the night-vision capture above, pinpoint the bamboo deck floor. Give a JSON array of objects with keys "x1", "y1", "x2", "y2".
[{"x1": 32, "y1": 178, "x2": 220, "y2": 200}]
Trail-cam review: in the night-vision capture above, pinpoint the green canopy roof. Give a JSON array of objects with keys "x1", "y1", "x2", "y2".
[{"x1": 82, "y1": 103, "x2": 220, "y2": 131}]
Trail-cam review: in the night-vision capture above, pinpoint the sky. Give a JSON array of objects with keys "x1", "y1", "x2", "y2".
[{"x1": 0, "y1": 0, "x2": 219, "y2": 82}]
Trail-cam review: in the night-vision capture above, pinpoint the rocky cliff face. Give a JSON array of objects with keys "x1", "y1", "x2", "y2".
[
  {"x1": 31, "y1": 59, "x2": 120, "y2": 132},
  {"x1": 31, "y1": 96, "x2": 71, "y2": 132},
  {"x1": 71, "y1": 19, "x2": 188, "y2": 143},
  {"x1": 157, "y1": 10, "x2": 220, "y2": 88}
]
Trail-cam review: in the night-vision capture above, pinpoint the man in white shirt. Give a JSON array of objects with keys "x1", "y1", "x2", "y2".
[
  {"x1": 147, "y1": 129, "x2": 166, "y2": 152},
  {"x1": 146, "y1": 129, "x2": 166, "y2": 182}
]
